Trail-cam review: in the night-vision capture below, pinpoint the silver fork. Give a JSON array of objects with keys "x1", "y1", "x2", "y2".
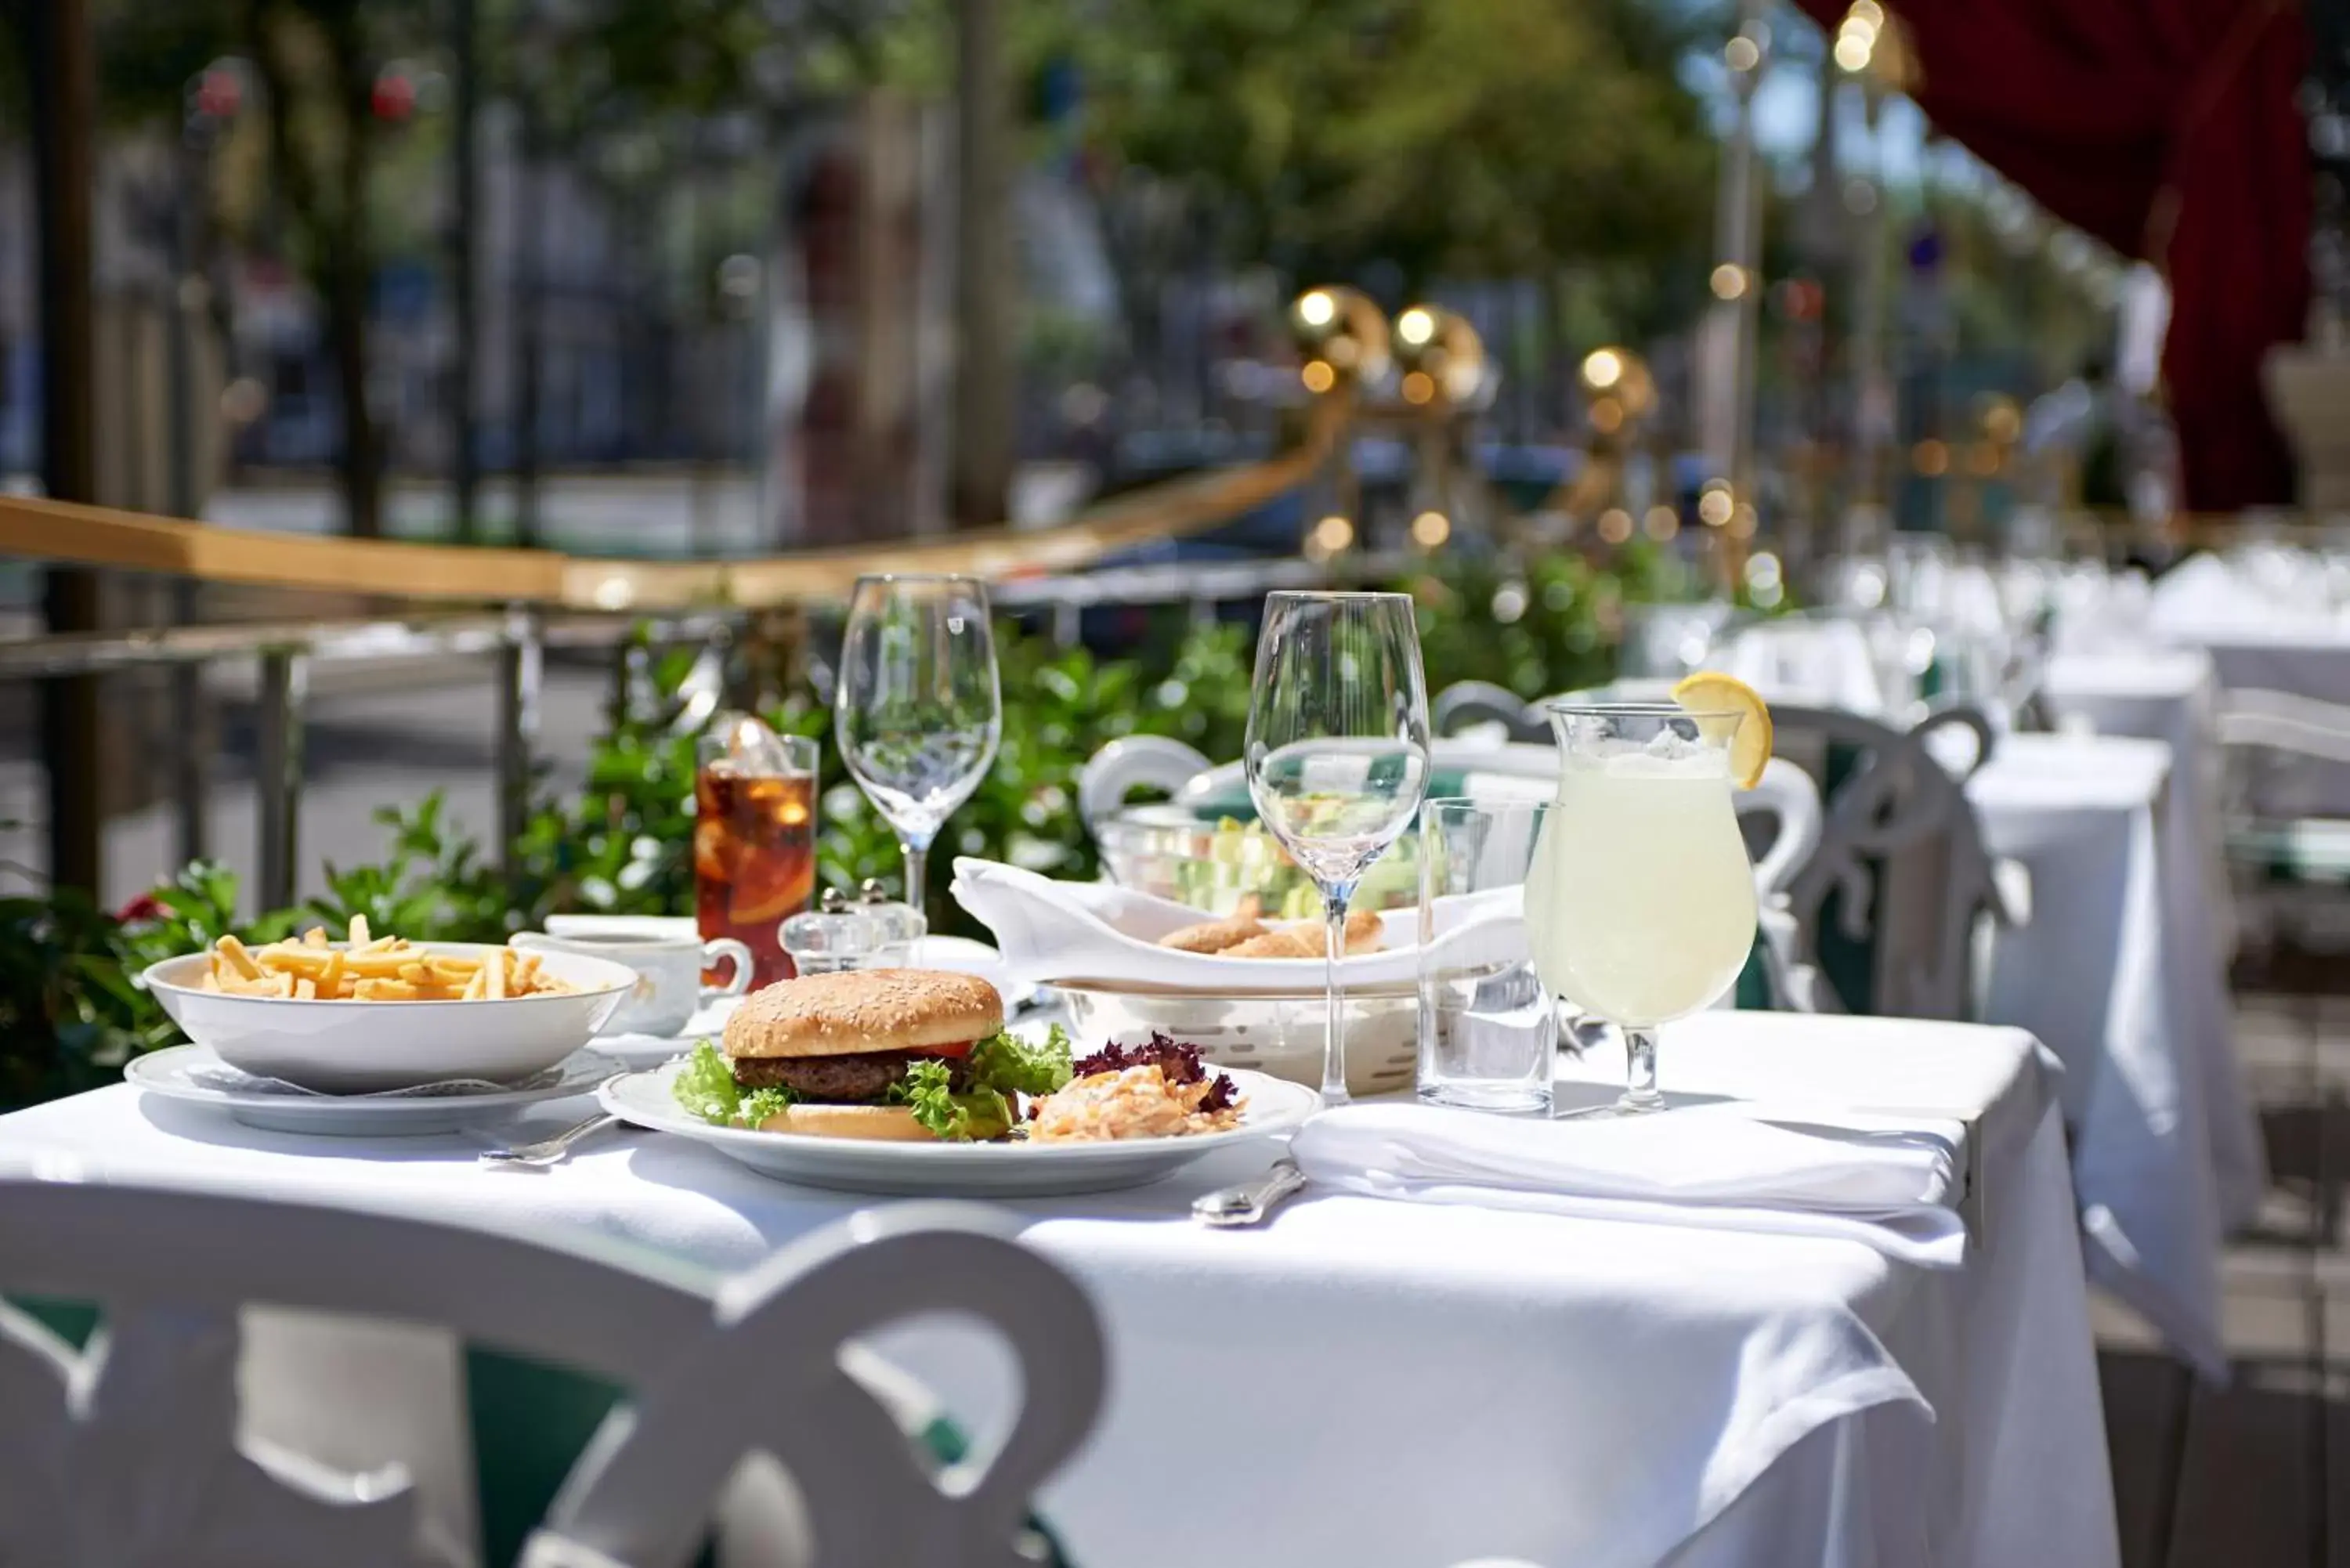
[{"x1": 479, "y1": 1112, "x2": 624, "y2": 1170}]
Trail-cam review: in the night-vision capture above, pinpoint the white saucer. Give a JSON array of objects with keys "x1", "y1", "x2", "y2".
[
  {"x1": 126, "y1": 1045, "x2": 613, "y2": 1136},
  {"x1": 594, "y1": 995, "x2": 743, "y2": 1068}
]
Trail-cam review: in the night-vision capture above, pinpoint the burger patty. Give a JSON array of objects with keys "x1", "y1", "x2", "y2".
[{"x1": 732, "y1": 1048, "x2": 974, "y2": 1102}]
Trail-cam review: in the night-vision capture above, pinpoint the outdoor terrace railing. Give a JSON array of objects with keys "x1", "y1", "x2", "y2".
[{"x1": 0, "y1": 411, "x2": 1352, "y2": 909}]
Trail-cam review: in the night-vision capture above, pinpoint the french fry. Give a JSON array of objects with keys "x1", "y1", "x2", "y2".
[
  {"x1": 193, "y1": 922, "x2": 575, "y2": 1003},
  {"x1": 215, "y1": 934, "x2": 263, "y2": 981}
]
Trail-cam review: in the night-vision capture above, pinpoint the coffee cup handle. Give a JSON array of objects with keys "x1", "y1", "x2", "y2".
[{"x1": 703, "y1": 938, "x2": 756, "y2": 999}]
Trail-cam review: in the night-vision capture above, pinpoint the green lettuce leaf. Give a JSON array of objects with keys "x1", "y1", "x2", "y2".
[
  {"x1": 672, "y1": 1042, "x2": 741, "y2": 1125},
  {"x1": 967, "y1": 1024, "x2": 1073, "y2": 1099},
  {"x1": 887, "y1": 1061, "x2": 1014, "y2": 1141},
  {"x1": 888, "y1": 1058, "x2": 964, "y2": 1137},
  {"x1": 738, "y1": 1086, "x2": 798, "y2": 1128}
]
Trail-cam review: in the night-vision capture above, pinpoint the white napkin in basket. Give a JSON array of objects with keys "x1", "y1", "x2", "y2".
[
  {"x1": 1290, "y1": 1102, "x2": 1966, "y2": 1267},
  {"x1": 949, "y1": 858, "x2": 1524, "y2": 988}
]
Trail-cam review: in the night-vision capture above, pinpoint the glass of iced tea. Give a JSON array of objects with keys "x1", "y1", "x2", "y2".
[{"x1": 694, "y1": 725, "x2": 819, "y2": 991}]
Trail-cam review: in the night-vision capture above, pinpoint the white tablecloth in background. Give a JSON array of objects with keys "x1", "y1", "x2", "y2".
[
  {"x1": 0, "y1": 1012, "x2": 2117, "y2": 1568},
  {"x1": 2043, "y1": 648, "x2": 2235, "y2": 964},
  {"x1": 1965, "y1": 732, "x2": 2256, "y2": 1378}
]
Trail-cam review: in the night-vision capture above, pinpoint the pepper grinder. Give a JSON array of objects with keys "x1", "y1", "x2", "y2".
[
  {"x1": 779, "y1": 889, "x2": 881, "y2": 977},
  {"x1": 859, "y1": 878, "x2": 928, "y2": 966}
]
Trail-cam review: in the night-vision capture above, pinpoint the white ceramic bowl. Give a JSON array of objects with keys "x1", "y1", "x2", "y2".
[
  {"x1": 139, "y1": 943, "x2": 636, "y2": 1093},
  {"x1": 1056, "y1": 980, "x2": 1417, "y2": 1099}
]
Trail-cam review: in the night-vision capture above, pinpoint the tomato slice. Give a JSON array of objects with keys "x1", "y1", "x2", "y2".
[{"x1": 925, "y1": 1039, "x2": 978, "y2": 1059}]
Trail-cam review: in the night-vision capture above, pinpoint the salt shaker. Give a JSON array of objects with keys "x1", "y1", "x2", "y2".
[
  {"x1": 859, "y1": 878, "x2": 928, "y2": 966},
  {"x1": 779, "y1": 889, "x2": 880, "y2": 977}
]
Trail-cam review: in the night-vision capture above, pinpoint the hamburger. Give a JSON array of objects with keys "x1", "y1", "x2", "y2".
[{"x1": 673, "y1": 969, "x2": 1072, "y2": 1141}]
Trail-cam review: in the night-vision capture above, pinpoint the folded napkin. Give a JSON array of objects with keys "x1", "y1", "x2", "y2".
[
  {"x1": 1291, "y1": 1102, "x2": 1966, "y2": 1267},
  {"x1": 952, "y1": 857, "x2": 1524, "y2": 988}
]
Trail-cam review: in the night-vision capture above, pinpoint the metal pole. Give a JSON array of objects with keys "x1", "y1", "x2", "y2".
[
  {"x1": 1698, "y1": 4, "x2": 1768, "y2": 502},
  {"x1": 1849, "y1": 80, "x2": 1893, "y2": 521},
  {"x1": 448, "y1": 0, "x2": 483, "y2": 543},
  {"x1": 951, "y1": 0, "x2": 1014, "y2": 528},
  {"x1": 27, "y1": 0, "x2": 103, "y2": 895},
  {"x1": 167, "y1": 138, "x2": 212, "y2": 866},
  {"x1": 495, "y1": 607, "x2": 542, "y2": 882},
  {"x1": 254, "y1": 649, "x2": 307, "y2": 912}
]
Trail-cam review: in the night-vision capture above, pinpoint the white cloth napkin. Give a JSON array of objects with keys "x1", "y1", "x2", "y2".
[
  {"x1": 950, "y1": 857, "x2": 1523, "y2": 988},
  {"x1": 1291, "y1": 1102, "x2": 1967, "y2": 1267}
]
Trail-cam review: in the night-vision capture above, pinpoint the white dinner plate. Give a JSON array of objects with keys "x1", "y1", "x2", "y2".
[
  {"x1": 126, "y1": 1045, "x2": 613, "y2": 1136},
  {"x1": 601, "y1": 1063, "x2": 1318, "y2": 1197}
]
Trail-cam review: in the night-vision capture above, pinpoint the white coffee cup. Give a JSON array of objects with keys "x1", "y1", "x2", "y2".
[{"x1": 512, "y1": 925, "x2": 753, "y2": 1038}]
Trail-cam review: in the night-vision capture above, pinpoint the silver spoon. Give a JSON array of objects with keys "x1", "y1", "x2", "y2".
[
  {"x1": 479, "y1": 1112, "x2": 625, "y2": 1170},
  {"x1": 1192, "y1": 1158, "x2": 1307, "y2": 1227}
]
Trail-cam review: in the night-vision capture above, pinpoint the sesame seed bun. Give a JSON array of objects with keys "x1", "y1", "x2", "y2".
[
  {"x1": 722, "y1": 969, "x2": 1003, "y2": 1060},
  {"x1": 750, "y1": 1103, "x2": 940, "y2": 1141}
]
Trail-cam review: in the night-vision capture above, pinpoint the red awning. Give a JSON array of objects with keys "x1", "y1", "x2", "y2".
[{"x1": 1793, "y1": 0, "x2": 2312, "y2": 511}]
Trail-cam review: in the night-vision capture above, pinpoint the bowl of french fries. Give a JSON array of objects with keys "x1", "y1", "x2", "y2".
[{"x1": 139, "y1": 916, "x2": 638, "y2": 1093}]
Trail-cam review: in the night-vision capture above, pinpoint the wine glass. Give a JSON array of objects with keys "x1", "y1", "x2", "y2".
[
  {"x1": 1522, "y1": 704, "x2": 1758, "y2": 1114},
  {"x1": 1245, "y1": 591, "x2": 1431, "y2": 1106},
  {"x1": 835, "y1": 575, "x2": 1003, "y2": 921}
]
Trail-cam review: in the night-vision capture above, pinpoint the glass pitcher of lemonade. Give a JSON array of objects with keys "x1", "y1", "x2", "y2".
[{"x1": 1523, "y1": 701, "x2": 1759, "y2": 1114}]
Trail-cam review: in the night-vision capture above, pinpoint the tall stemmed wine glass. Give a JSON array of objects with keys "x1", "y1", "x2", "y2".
[
  {"x1": 1246, "y1": 591, "x2": 1431, "y2": 1106},
  {"x1": 835, "y1": 575, "x2": 1003, "y2": 919}
]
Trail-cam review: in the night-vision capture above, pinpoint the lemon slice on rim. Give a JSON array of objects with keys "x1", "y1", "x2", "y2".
[{"x1": 1671, "y1": 670, "x2": 1773, "y2": 789}]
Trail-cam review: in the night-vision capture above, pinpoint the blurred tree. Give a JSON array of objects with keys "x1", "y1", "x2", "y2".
[
  {"x1": 83, "y1": 0, "x2": 433, "y2": 538},
  {"x1": 244, "y1": 0, "x2": 433, "y2": 539},
  {"x1": 1047, "y1": 0, "x2": 1719, "y2": 292}
]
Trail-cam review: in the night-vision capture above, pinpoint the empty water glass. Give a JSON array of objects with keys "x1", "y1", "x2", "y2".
[{"x1": 1417, "y1": 799, "x2": 1553, "y2": 1114}]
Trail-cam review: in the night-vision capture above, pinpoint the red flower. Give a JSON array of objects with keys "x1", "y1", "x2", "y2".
[{"x1": 115, "y1": 892, "x2": 168, "y2": 926}]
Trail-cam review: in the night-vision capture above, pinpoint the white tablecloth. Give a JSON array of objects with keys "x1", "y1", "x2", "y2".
[
  {"x1": 1965, "y1": 732, "x2": 2258, "y2": 1378},
  {"x1": 2043, "y1": 649, "x2": 2236, "y2": 963},
  {"x1": 0, "y1": 1012, "x2": 2117, "y2": 1568}
]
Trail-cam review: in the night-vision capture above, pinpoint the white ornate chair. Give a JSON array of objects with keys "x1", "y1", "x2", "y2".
[
  {"x1": 1766, "y1": 703, "x2": 2016, "y2": 1020},
  {"x1": 2214, "y1": 687, "x2": 2350, "y2": 953},
  {"x1": 1074, "y1": 735, "x2": 1213, "y2": 832},
  {"x1": 0, "y1": 1177, "x2": 1102, "y2": 1568}
]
